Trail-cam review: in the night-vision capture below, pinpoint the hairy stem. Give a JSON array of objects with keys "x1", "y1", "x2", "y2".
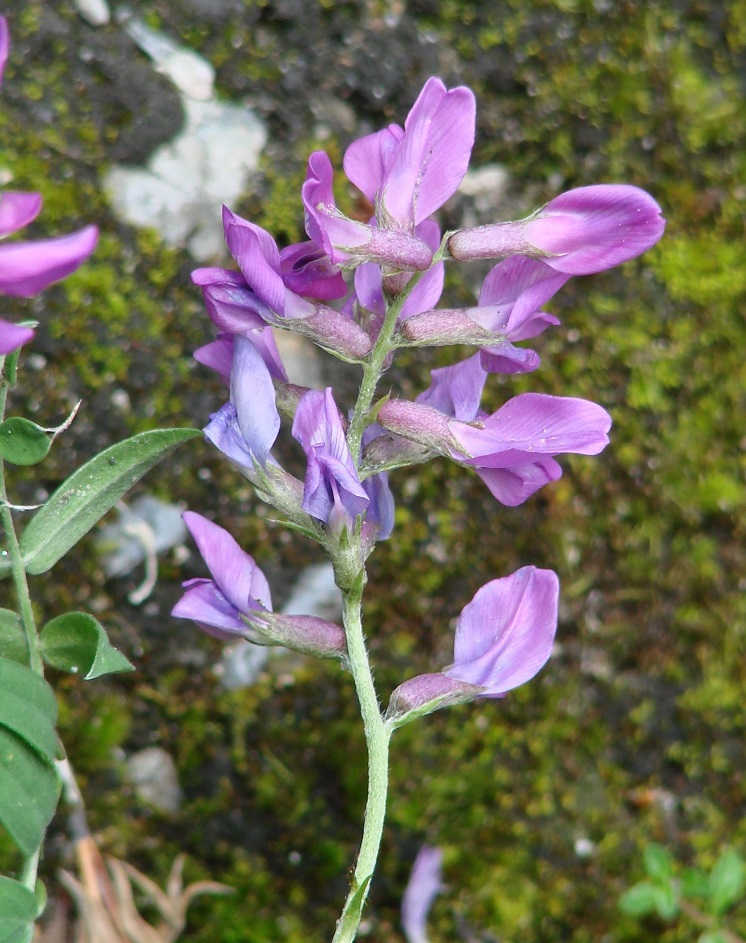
[
  {"x1": 332, "y1": 575, "x2": 392, "y2": 943},
  {"x1": 346, "y1": 271, "x2": 423, "y2": 460}
]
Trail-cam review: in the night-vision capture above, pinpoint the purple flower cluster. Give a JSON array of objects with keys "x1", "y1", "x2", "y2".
[
  {"x1": 0, "y1": 18, "x2": 98, "y2": 355},
  {"x1": 175, "y1": 76, "x2": 664, "y2": 705}
]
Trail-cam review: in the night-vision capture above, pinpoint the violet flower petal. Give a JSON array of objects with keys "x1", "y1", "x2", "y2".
[
  {"x1": 230, "y1": 334, "x2": 281, "y2": 464},
  {"x1": 0, "y1": 192, "x2": 42, "y2": 237},
  {"x1": 398, "y1": 219, "x2": 445, "y2": 320},
  {"x1": 171, "y1": 579, "x2": 247, "y2": 639},
  {"x1": 0, "y1": 318, "x2": 34, "y2": 355},
  {"x1": 452, "y1": 392, "x2": 611, "y2": 458},
  {"x1": 416, "y1": 353, "x2": 487, "y2": 422},
  {"x1": 182, "y1": 511, "x2": 272, "y2": 614},
  {"x1": 204, "y1": 402, "x2": 255, "y2": 469},
  {"x1": 361, "y1": 425, "x2": 395, "y2": 541},
  {"x1": 223, "y1": 207, "x2": 287, "y2": 314},
  {"x1": 476, "y1": 255, "x2": 568, "y2": 339},
  {"x1": 380, "y1": 77, "x2": 476, "y2": 227},
  {"x1": 292, "y1": 389, "x2": 369, "y2": 527},
  {"x1": 523, "y1": 184, "x2": 666, "y2": 275},
  {"x1": 192, "y1": 267, "x2": 272, "y2": 333},
  {"x1": 444, "y1": 566, "x2": 559, "y2": 695},
  {"x1": 473, "y1": 457, "x2": 562, "y2": 507},
  {"x1": 279, "y1": 241, "x2": 347, "y2": 300},
  {"x1": 401, "y1": 845, "x2": 444, "y2": 943},
  {"x1": 0, "y1": 225, "x2": 98, "y2": 298},
  {"x1": 479, "y1": 342, "x2": 541, "y2": 375},
  {"x1": 344, "y1": 124, "x2": 405, "y2": 206}
]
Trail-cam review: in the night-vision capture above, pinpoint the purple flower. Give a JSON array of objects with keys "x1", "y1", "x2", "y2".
[
  {"x1": 278, "y1": 240, "x2": 347, "y2": 300},
  {"x1": 448, "y1": 184, "x2": 665, "y2": 275},
  {"x1": 302, "y1": 151, "x2": 434, "y2": 271},
  {"x1": 388, "y1": 566, "x2": 559, "y2": 720},
  {"x1": 474, "y1": 256, "x2": 565, "y2": 372},
  {"x1": 0, "y1": 22, "x2": 97, "y2": 298},
  {"x1": 352, "y1": 219, "x2": 444, "y2": 339},
  {"x1": 377, "y1": 391, "x2": 611, "y2": 506},
  {"x1": 416, "y1": 353, "x2": 488, "y2": 422},
  {"x1": 445, "y1": 566, "x2": 559, "y2": 693},
  {"x1": 193, "y1": 211, "x2": 372, "y2": 361},
  {"x1": 193, "y1": 333, "x2": 234, "y2": 383},
  {"x1": 204, "y1": 334, "x2": 281, "y2": 468},
  {"x1": 0, "y1": 317, "x2": 34, "y2": 355},
  {"x1": 0, "y1": 191, "x2": 98, "y2": 299},
  {"x1": 172, "y1": 511, "x2": 347, "y2": 658},
  {"x1": 291, "y1": 388, "x2": 369, "y2": 532},
  {"x1": 360, "y1": 424, "x2": 395, "y2": 542},
  {"x1": 401, "y1": 846, "x2": 444, "y2": 943},
  {"x1": 172, "y1": 511, "x2": 272, "y2": 640},
  {"x1": 194, "y1": 325, "x2": 287, "y2": 387},
  {"x1": 344, "y1": 76, "x2": 476, "y2": 229},
  {"x1": 400, "y1": 256, "x2": 564, "y2": 373}
]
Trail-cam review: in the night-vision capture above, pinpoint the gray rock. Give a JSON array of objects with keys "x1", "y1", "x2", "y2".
[
  {"x1": 104, "y1": 15, "x2": 267, "y2": 260},
  {"x1": 125, "y1": 747, "x2": 182, "y2": 814},
  {"x1": 96, "y1": 495, "x2": 188, "y2": 578},
  {"x1": 74, "y1": 0, "x2": 111, "y2": 26}
]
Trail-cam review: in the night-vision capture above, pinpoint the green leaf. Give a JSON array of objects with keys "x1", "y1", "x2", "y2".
[
  {"x1": 619, "y1": 881, "x2": 658, "y2": 917},
  {"x1": 644, "y1": 843, "x2": 675, "y2": 883},
  {"x1": 40, "y1": 612, "x2": 134, "y2": 680},
  {"x1": 652, "y1": 882, "x2": 679, "y2": 920},
  {"x1": 0, "y1": 658, "x2": 58, "y2": 762},
  {"x1": 0, "y1": 611, "x2": 29, "y2": 666},
  {"x1": 19, "y1": 427, "x2": 200, "y2": 575},
  {"x1": 0, "y1": 876, "x2": 37, "y2": 943},
  {"x1": 0, "y1": 727, "x2": 59, "y2": 857},
  {"x1": 708, "y1": 849, "x2": 745, "y2": 916},
  {"x1": 0, "y1": 419, "x2": 51, "y2": 466},
  {"x1": 682, "y1": 867, "x2": 710, "y2": 900}
]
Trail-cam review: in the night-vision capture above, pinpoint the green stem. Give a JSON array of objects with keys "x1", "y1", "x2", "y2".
[
  {"x1": 346, "y1": 272, "x2": 424, "y2": 460},
  {"x1": 1, "y1": 355, "x2": 45, "y2": 891},
  {"x1": 332, "y1": 250, "x2": 448, "y2": 939},
  {"x1": 332, "y1": 575, "x2": 392, "y2": 943},
  {"x1": 0, "y1": 402, "x2": 42, "y2": 675}
]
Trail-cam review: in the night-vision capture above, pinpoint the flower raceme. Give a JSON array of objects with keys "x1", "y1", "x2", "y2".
[
  {"x1": 388, "y1": 566, "x2": 560, "y2": 722},
  {"x1": 178, "y1": 72, "x2": 664, "y2": 943}
]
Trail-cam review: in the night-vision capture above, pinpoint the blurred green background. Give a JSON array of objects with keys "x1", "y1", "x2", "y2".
[{"x1": 1, "y1": 0, "x2": 744, "y2": 940}]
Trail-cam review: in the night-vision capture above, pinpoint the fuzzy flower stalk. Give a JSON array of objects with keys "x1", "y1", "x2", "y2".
[{"x1": 176, "y1": 72, "x2": 665, "y2": 943}]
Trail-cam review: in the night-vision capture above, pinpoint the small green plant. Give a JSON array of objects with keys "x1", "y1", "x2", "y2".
[{"x1": 620, "y1": 844, "x2": 746, "y2": 943}]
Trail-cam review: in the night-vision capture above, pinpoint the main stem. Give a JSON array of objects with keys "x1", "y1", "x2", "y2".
[
  {"x1": 332, "y1": 272, "x2": 430, "y2": 941},
  {"x1": 332, "y1": 576, "x2": 391, "y2": 943}
]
